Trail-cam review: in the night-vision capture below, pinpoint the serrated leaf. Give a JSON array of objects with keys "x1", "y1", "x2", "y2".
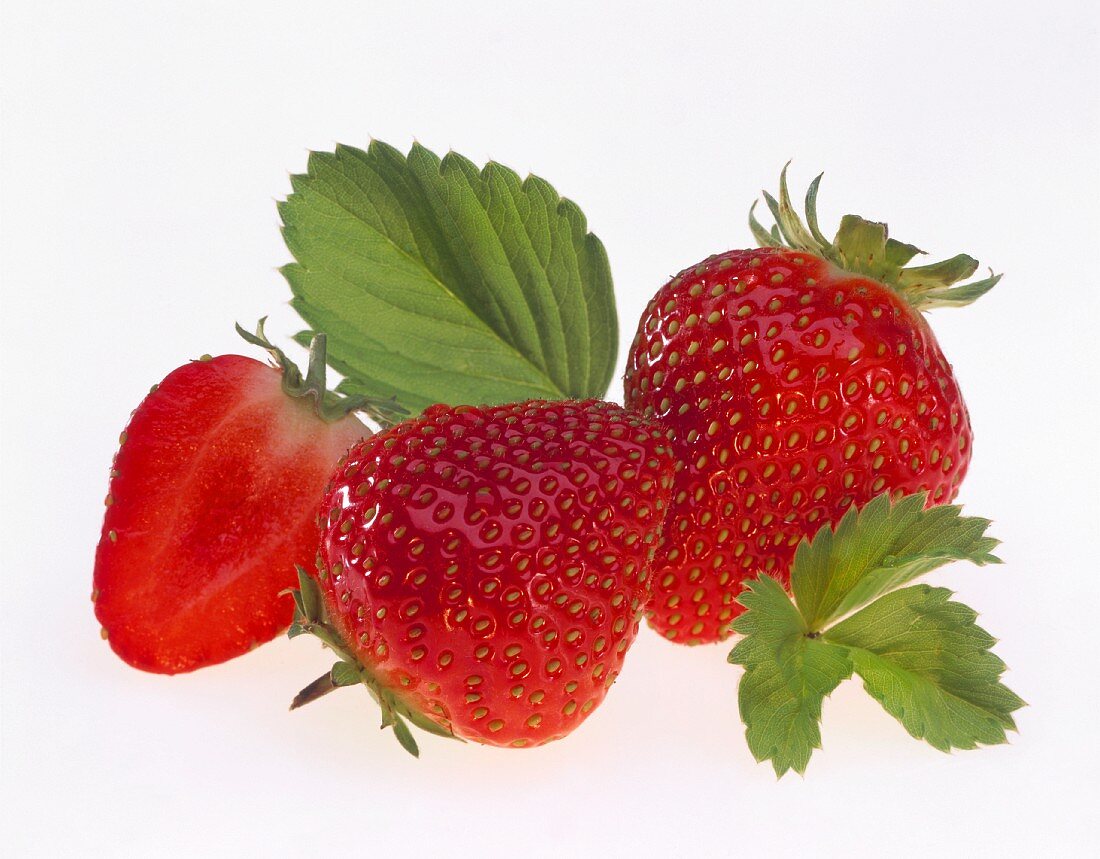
[
  {"x1": 791, "y1": 493, "x2": 1001, "y2": 630},
  {"x1": 729, "y1": 575, "x2": 852, "y2": 777},
  {"x1": 280, "y1": 140, "x2": 617, "y2": 415},
  {"x1": 825, "y1": 585, "x2": 1024, "y2": 751},
  {"x1": 330, "y1": 661, "x2": 361, "y2": 687}
]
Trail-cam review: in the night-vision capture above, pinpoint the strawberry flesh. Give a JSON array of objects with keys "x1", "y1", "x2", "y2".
[{"x1": 94, "y1": 355, "x2": 367, "y2": 673}]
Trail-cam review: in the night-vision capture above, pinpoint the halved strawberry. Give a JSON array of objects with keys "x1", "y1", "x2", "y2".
[{"x1": 92, "y1": 322, "x2": 393, "y2": 674}]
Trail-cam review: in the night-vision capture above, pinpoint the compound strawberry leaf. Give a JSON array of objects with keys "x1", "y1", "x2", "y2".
[
  {"x1": 729, "y1": 493, "x2": 1019, "y2": 777},
  {"x1": 791, "y1": 492, "x2": 1001, "y2": 631},
  {"x1": 728, "y1": 575, "x2": 852, "y2": 777},
  {"x1": 279, "y1": 141, "x2": 617, "y2": 415},
  {"x1": 824, "y1": 585, "x2": 1024, "y2": 751}
]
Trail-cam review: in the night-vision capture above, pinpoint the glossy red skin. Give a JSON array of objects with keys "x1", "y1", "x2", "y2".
[
  {"x1": 94, "y1": 355, "x2": 367, "y2": 674},
  {"x1": 625, "y1": 248, "x2": 971, "y2": 644},
  {"x1": 318, "y1": 400, "x2": 675, "y2": 747}
]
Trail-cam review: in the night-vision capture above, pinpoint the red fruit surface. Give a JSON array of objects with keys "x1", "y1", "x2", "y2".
[
  {"x1": 94, "y1": 355, "x2": 367, "y2": 673},
  {"x1": 624, "y1": 248, "x2": 972, "y2": 644},
  {"x1": 316, "y1": 400, "x2": 675, "y2": 747}
]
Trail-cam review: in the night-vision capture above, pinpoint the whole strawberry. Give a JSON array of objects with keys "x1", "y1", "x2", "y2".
[
  {"x1": 290, "y1": 399, "x2": 675, "y2": 752},
  {"x1": 93, "y1": 322, "x2": 395, "y2": 674},
  {"x1": 624, "y1": 168, "x2": 999, "y2": 644}
]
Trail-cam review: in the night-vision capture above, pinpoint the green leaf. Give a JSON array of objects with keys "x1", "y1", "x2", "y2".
[
  {"x1": 330, "y1": 661, "x2": 361, "y2": 687},
  {"x1": 397, "y1": 701, "x2": 456, "y2": 739},
  {"x1": 729, "y1": 575, "x2": 852, "y2": 777},
  {"x1": 748, "y1": 201, "x2": 783, "y2": 248},
  {"x1": 833, "y1": 214, "x2": 888, "y2": 277},
  {"x1": 280, "y1": 140, "x2": 617, "y2": 415},
  {"x1": 728, "y1": 494, "x2": 1019, "y2": 776},
  {"x1": 791, "y1": 493, "x2": 1001, "y2": 631},
  {"x1": 883, "y1": 237, "x2": 923, "y2": 270},
  {"x1": 391, "y1": 715, "x2": 421, "y2": 758},
  {"x1": 295, "y1": 566, "x2": 321, "y2": 623},
  {"x1": 774, "y1": 163, "x2": 826, "y2": 254},
  {"x1": 897, "y1": 253, "x2": 979, "y2": 289},
  {"x1": 919, "y1": 271, "x2": 1002, "y2": 309},
  {"x1": 825, "y1": 585, "x2": 1024, "y2": 751}
]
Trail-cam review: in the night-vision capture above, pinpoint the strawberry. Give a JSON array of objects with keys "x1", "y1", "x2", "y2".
[
  {"x1": 92, "y1": 322, "x2": 396, "y2": 674},
  {"x1": 623, "y1": 168, "x2": 1000, "y2": 644},
  {"x1": 288, "y1": 399, "x2": 675, "y2": 752}
]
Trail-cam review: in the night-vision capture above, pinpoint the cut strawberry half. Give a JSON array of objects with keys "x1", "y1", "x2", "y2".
[{"x1": 92, "y1": 322, "x2": 396, "y2": 674}]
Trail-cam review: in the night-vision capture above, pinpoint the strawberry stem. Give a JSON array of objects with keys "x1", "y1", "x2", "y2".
[
  {"x1": 290, "y1": 671, "x2": 341, "y2": 710},
  {"x1": 235, "y1": 319, "x2": 407, "y2": 426}
]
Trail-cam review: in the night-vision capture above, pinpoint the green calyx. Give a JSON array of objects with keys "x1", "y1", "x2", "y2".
[
  {"x1": 236, "y1": 319, "x2": 407, "y2": 426},
  {"x1": 285, "y1": 567, "x2": 459, "y2": 757},
  {"x1": 749, "y1": 165, "x2": 1002, "y2": 311}
]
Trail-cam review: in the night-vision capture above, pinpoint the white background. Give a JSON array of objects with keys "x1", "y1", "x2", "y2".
[{"x1": 3, "y1": 1, "x2": 1098, "y2": 856}]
